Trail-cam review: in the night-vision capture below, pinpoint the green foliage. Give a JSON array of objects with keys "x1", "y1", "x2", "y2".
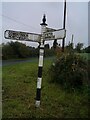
[
  {"x1": 9, "y1": 41, "x2": 30, "y2": 58},
  {"x1": 84, "y1": 46, "x2": 90, "y2": 53},
  {"x1": 2, "y1": 42, "x2": 29, "y2": 59},
  {"x1": 2, "y1": 41, "x2": 40, "y2": 59},
  {"x1": 65, "y1": 41, "x2": 74, "y2": 52},
  {"x1": 2, "y1": 42, "x2": 54, "y2": 60},
  {"x1": 44, "y1": 49, "x2": 55, "y2": 57},
  {"x1": 49, "y1": 52, "x2": 88, "y2": 90},
  {"x1": 2, "y1": 42, "x2": 17, "y2": 59},
  {"x1": 75, "y1": 42, "x2": 84, "y2": 53}
]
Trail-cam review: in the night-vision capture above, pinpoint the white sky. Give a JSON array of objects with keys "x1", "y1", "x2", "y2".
[{"x1": 0, "y1": 0, "x2": 89, "y2": 48}]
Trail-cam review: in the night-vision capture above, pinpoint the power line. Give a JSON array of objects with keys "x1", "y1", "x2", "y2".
[{"x1": 1, "y1": 14, "x2": 39, "y2": 31}]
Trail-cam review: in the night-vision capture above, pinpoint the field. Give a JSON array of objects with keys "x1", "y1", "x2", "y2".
[
  {"x1": 2, "y1": 56, "x2": 89, "y2": 118},
  {"x1": 79, "y1": 53, "x2": 90, "y2": 60}
]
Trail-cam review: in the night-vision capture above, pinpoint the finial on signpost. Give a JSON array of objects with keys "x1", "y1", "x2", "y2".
[{"x1": 40, "y1": 14, "x2": 47, "y2": 26}]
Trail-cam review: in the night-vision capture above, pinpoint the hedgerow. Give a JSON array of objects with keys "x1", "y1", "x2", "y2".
[{"x1": 49, "y1": 52, "x2": 88, "y2": 90}]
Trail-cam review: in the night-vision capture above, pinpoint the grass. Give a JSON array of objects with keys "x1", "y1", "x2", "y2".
[
  {"x1": 2, "y1": 58, "x2": 89, "y2": 118},
  {"x1": 78, "y1": 53, "x2": 90, "y2": 60}
]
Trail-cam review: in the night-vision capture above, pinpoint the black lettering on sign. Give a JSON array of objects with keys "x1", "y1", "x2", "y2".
[
  {"x1": 8, "y1": 31, "x2": 28, "y2": 40},
  {"x1": 19, "y1": 32, "x2": 28, "y2": 40},
  {"x1": 45, "y1": 32, "x2": 55, "y2": 39}
]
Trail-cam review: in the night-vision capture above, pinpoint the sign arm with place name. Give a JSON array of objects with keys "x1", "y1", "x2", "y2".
[
  {"x1": 4, "y1": 30, "x2": 41, "y2": 43},
  {"x1": 4, "y1": 28, "x2": 66, "y2": 42},
  {"x1": 44, "y1": 28, "x2": 66, "y2": 41}
]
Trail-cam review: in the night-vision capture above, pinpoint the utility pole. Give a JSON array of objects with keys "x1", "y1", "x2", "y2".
[
  {"x1": 71, "y1": 34, "x2": 74, "y2": 43},
  {"x1": 62, "y1": 0, "x2": 66, "y2": 52},
  {"x1": 71, "y1": 34, "x2": 74, "y2": 49}
]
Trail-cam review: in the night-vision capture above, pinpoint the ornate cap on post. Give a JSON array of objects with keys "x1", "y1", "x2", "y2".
[{"x1": 40, "y1": 14, "x2": 47, "y2": 26}]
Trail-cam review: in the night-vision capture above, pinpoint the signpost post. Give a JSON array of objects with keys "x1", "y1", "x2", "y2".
[
  {"x1": 4, "y1": 14, "x2": 66, "y2": 107},
  {"x1": 35, "y1": 14, "x2": 47, "y2": 107}
]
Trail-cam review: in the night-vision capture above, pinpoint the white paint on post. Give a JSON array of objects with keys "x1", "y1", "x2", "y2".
[
  {"x1": 37, "y1": 78, "x2": 42, "y2": 89},
  {"x1": 39, "y1": 55, "x2": 44, "y2": 67},
  {"x1": 38, "y1": 48, "x2": 44, "y2": 67},
  {"x1": 35, "y1": 101, "x2": 40, "y2": 108}
]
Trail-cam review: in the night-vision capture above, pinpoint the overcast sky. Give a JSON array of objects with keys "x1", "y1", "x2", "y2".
[{"x1": 1, "y1": 1, "x2": 89, "y2": 48}]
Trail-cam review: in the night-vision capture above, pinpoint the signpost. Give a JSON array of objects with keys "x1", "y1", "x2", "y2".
[{"x1": 4, "y1": 14, "x2": 66, "y2": 107}]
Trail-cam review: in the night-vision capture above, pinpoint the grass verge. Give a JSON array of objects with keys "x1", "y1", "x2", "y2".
[{"x1": 2, "y1": 59, "x2": 89, "y2": 118}]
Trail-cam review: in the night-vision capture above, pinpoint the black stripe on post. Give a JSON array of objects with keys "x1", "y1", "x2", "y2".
[
  {"x1": 36, "y1": 88, "x2": 41, "y2": 100},
  {"x1": 38, "y1": 67, "x2": 42, "y2": 78},
  {"x1": 40, "y1": 47, "x2": 44, "y2": 49}
]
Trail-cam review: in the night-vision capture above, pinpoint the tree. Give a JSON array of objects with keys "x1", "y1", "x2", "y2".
[
  {"x1": 2, "y1": 42, "x2": 15, "y2": 59},
  {"x1": 66, "y1": 41, "x2": 74, "y2": 52},
  {"x1": 18, "y1": 43, "x2": 30, "y2": 58},
  {"x1": 84, "y1": 46, "x2": 90, "y2": 53},
  {"x1": 2, "y1": 41, "x2": 31, "y2": 59},
  {"x1": 75, "y1": 42, "x2": 84, "y2": 53}
]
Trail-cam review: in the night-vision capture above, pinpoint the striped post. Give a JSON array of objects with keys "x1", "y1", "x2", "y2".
[{"x1": 35, "y1": 14, "x2": 47, "y2": 107}]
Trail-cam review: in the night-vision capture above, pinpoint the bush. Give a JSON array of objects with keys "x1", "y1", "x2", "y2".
[
  {"x1": 2, "y1": 42, "x2": 38, "y2": 59},
  {"x1": 49, "y1": 52, "x2": 88, "y2": 90},
  {"x1": 44, "y1": 49, "x2": 55, "y2": 57}
]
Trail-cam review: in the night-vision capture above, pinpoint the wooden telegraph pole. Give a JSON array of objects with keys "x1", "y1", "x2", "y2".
[{"x1": 62, "y1": 0, "x2": 66, "y2": 52}]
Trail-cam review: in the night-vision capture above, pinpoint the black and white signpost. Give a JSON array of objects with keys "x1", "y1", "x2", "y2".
[
  {"x1": 4, "y1": 14, "x2": 66, "y2": 107},
  {"x1": 35, "y1": 14, "x2": 47, "y2": 107}
]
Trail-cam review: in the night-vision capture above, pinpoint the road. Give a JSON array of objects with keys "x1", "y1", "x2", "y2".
[
  {"x1": 1, "y1": 57, "x2": 55, "y2": 67},
  {"x1": 1, "y1": 58, "x2": 38, "y2": 67}
]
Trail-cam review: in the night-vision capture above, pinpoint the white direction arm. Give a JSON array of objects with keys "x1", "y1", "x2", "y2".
[
  {"x1": 4, "y1": 30, "x2": 41, "y2": 42},
  {"x1": 44, "y1": 29, "x2": 66, "y2": 40},
  {"x1": 4, "y1": 29, "x2": 66, "y2": 42}
]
